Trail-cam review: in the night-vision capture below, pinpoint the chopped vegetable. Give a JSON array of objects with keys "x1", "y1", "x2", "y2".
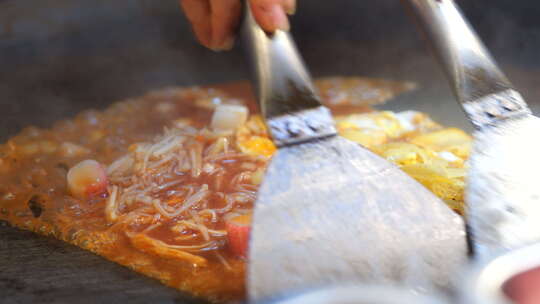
[
  {"x1": 58, "y1": 142, "x2": 90, "y2": 157},
  {"x1": 67, "y1": 159, "x2": 108, "y2": 199},
  {"x1": 336, "y1": 111, "x2": 403, "y2": 138},
  {"x1": 236, "y1": 115, "x2": 276, "y2": 157},
  {"x1": 400, "y1": 163, "x2": 464, "y2": 207},
  {"x1": 339, "y1": 128, "x2": 387, "y2": 148},
  {"x1": 250, "y1": 168, "x2": 265, "y2": 185},
  {"x1": 410, "y1": 128, "x2": 471, "y2": 158},
  {"x1": 105, "y1": 185, "x2": 119, "y2": 223},
  {"x1": 211, "y1": 104, "x2": 249, "y2": 132},
  {"x1": 129, "y1": 233, "x2": 208, "y2": 266},
  {"x1": 237, "y1": 136, "x2": 276, "y2": 157},
  {"x1": 19, "y1": 140, "x2": 58, "y2": 156},
  {"x1": 225, "y1": 213, "x2": 252, "y2": 258},
  {"x1": 373, "y1": 143, "x2": 433, "y2": 166}
]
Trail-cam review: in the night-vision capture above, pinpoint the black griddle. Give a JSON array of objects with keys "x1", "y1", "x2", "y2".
[{"x1": 2, "y1": 0, "x2": 540, "y2": 302}]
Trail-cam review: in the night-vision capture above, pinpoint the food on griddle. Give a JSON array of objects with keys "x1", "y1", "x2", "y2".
[{"x1": 0, "y1": 78, "x2": 471, "y2": 302}]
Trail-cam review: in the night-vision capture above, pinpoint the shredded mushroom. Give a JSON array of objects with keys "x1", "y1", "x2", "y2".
[{"x1": 105, "y1": 106, "x2": 262, "y2": 266}]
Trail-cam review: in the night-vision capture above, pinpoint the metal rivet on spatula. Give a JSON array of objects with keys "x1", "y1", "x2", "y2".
[
  {"x1": 484, "y1": 105, "x2": 502, "y2": 118},
  {"x1": 306, "y1": 119, "x2": 321, "y2": 131},
  {"x1": 499, "y1": 99, "x2": 520, "y2": 112},
  {"x1": 286, "y1": 121, "x2": 304, "y2": 137},
  {"x1": 270, "y1": 124, "x2": 288, "y2": 141}
]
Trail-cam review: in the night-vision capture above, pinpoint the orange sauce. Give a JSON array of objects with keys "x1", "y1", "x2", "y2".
[{"x1": 0, "y1": 78, "x2": 409, "y2": 302}]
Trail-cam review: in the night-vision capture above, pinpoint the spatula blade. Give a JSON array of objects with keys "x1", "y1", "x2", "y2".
[
  {"x1": 248, "y1": 136, "x2": 466, "y2": 301},
  {"x1": 402, "y1": 0, "x2": 540, "y2": 262},
  {"x1": 467, "y1": 114, "x2": 540, "y2": 260}
]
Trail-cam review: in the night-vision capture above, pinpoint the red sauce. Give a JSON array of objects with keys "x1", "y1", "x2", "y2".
[{"x1": 0, "y1": 78, "x2": 411, "y2": 302}]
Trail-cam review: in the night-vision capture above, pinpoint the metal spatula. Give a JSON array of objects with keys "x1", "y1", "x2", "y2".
[
  {"x1": 240, "y1": 3, "x2": 466, "y2": 302},
  {"x1": 405, "y1": 0, "x2": 540, "y2": 262},
  {"x1": 405, "y1": 1, "x2": 540, "y2": 303}
]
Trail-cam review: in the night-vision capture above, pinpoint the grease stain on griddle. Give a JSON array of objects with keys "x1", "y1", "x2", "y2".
[
  {"x1": 56, "y1": 162, "x2": 69, "y2": 172},
  {"x1": 27, "y1": 195, "x2": 43, "y2": 218}
]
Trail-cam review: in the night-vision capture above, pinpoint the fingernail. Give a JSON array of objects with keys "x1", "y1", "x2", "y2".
[
  {"x1": 270, "y1": 4, "x2": 290, "y2": 31},
  {"x1": 211, "y1": 36, "x2": 235, "y2": 52},
  {"x1": 217, "y1": 36, "x2": 236, "y2": 51}
]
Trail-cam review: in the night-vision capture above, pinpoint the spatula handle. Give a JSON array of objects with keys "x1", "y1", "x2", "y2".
[
  {"x1": 240, "y1": 1, "x2": 336, "y2": 147},
  {"x1": 404, "y1": 0, "x2": 531, "y2": 128},
  {"x1": 405, "y1": 0, "x2": 512, "y2": 101}
]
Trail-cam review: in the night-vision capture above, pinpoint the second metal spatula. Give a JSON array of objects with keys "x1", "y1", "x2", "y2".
[
  {"x1": 405, "y1": 1, "x2": 540, "y2": 302},
  {"x1": 405, "y1": 0, "x2": 540, "y2": 261},
  {"x1": 240, "y1": 3, "x2": 466, "y2": 302}
]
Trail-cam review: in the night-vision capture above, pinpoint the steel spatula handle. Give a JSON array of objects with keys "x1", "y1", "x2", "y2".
[
  {"x1": 240, "y1": 1, "x2": 336, "y2": 147},
  {"x1": 404, "y1": 0, "x2": 512, "y2": 101},
  {"x1": 406, "y1": 3, "x2": 540, "y2": 302},
  {"x1": 404, "y1": 0, "x2": 531, "y2": 129}
]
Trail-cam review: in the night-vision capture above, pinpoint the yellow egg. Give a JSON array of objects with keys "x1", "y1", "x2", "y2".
[
  {"x1": 236, "y1": 115, "x2": 276, "y2": 157},
  {"x1": 237, "y1": 136, "x2": 276, "y2": 158},
  {"x1": 373, "y1": 143, "x2": 432, "y2": 166},
  {"x1": 339, "y1": 128, "x2": 387, "y2": 148},
  {"x1": 410, "y1": 128, "x2": 472, "y2": 157},
  {"x1": 235, "y1": 110, "x2": 469, "y2": 214}
]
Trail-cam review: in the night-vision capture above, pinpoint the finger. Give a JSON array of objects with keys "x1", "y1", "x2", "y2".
[
  {"x1": 209, "y1": 0, "x2": 241, "y2": 50},
  {"x1": 180, "y1": 0, "x2": 213, "y2": 48},
  {"x1": 250, "y1": 0, "x2": 290, "y2": 32},
  {"x1": 281, "y1": 0, "x2": 296, "y2": 15}
]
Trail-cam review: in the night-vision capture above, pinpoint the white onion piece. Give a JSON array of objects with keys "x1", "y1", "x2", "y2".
[{"x1": 210, "y1": 104, "x2": 248, "y2": 132}]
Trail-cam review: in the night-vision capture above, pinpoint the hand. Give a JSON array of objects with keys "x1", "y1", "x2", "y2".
[
  {"x1": 504, "y1": 266, "x2": 540, "y2": 304},
  {"x1": 180, "y1": 0, "x2": 295, "y2": 51}
]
